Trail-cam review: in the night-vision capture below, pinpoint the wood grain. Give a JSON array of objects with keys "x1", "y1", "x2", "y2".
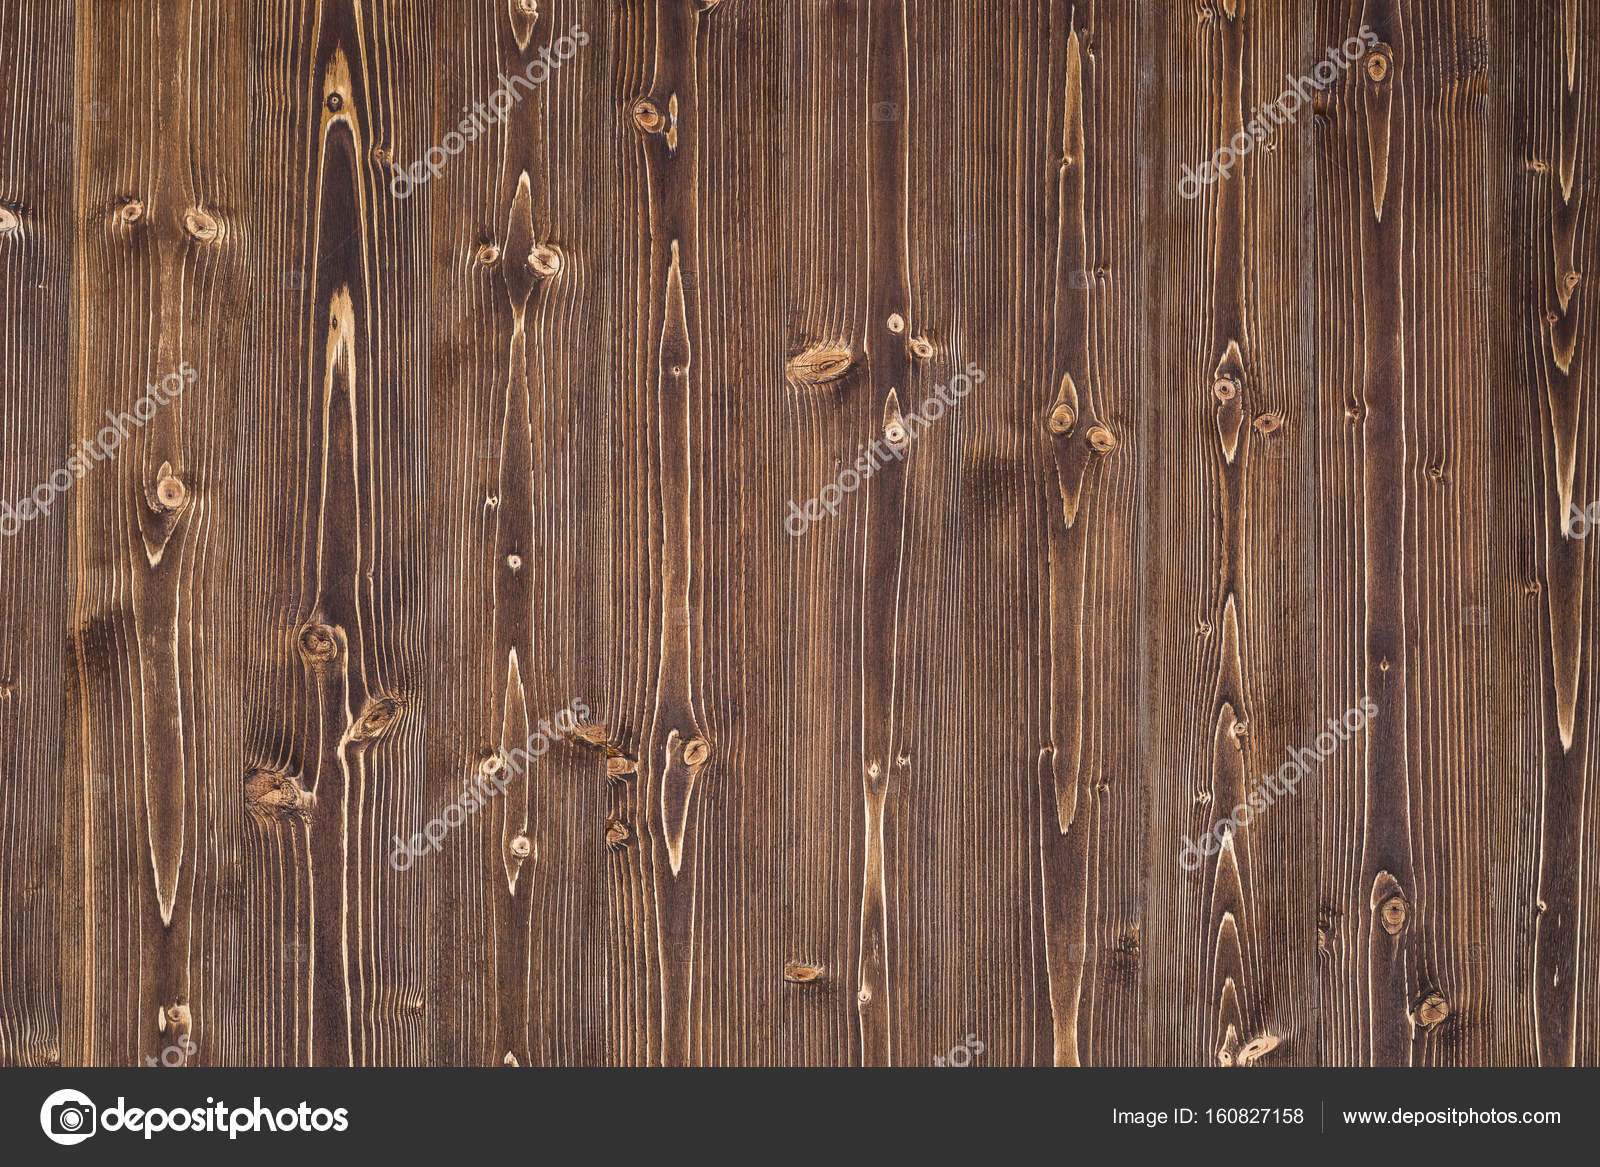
[{"x1": 1, "y1": 0, "x2": 1597, "y2": 1067}]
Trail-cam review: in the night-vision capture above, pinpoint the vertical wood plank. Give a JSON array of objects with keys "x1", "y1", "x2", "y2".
[
  {"x1": 1144, "y1": 0, "x2": 1322, "y2": 1067},
  {"x1": 1510, "y1": 0, "x2": 1600, "y2": 1067},
  {"x1": 240, "y1": 0, "x2": 431, "y2": 1065},
  {"x1": 67, "y1": 0, "x2": 251, "y2": 1065},
  {"x1": 0, "y1": 0, "x2": 73, "y2": 1069},
  {"x1": 776, "y1": 0, "x2": 874, "y2": 1068},
  {"x1": 424, "y1": 0, "x2": 614, "y2": 1068}
]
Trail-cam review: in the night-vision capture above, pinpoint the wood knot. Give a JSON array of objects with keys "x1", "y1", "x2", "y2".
[
  {"x1": 326, "y1": 92, "x2": 344, "y2": 112},
  {"x1": 683, "y1": 737, "x2": 709, "y2": 767},
  {"x1": 885, "y1": 419, "x2": 909, "y2": 446},
  {"x1": 164, "y1": 1002, "x2": 192, "y2": 1029},
  {"x1": 783, "y1": 960, "x2": 826, "y2": 984},
  {"x1": 574, "y1": 723, "x2": 612, "y2": 749},
  {"x1": 371, "y1": 146, "x2": 392, "y2": 166},
  {"x1": 1316, "y1": 908, "x2": 1345, "y2": 961},
  {"x1": 631, "y1": 98, "x2": 664, "y2": 133},
  {"x1": 481, "y1": 751, "x2": 504, "y2": 775},
  {"x1": 1379, "y1": 895, "x2": 1408, "y2": 935},
  {"x1": 183, "y1": 208, "x2": 220, "y2": 243},
  {"x1": 155, "y1": 473, "x2": 188, "y2": 510},
  {"x1": 505, "y1": 553, "x2": 523, "y2": 571},
  {"x1": 351, "y1": 697, "x2": 401, "y2": 742},
  {"x1": 516, "y1": 0, "x2": 538, "y2": 13},
  {"x1": 117, "y1": 198, "x2": 145, "y2": 224},
  {"x1": 1047, "y1": 402, "x2": 1076, "y2": 435},
  {"x1": 909, "y1": 335, "x2": 934, "y2": 359},
  {"x1": 1252, "y1": 412, "x2": 1281, "y2": 434},
  {"x1": 528, "y1": 244, "x2": 561, "y2": 277},
  {"x1": 1563, "y1": 271, "x2": 1583, "y2": 295},
  {"x1": 1086, "y1": 424, "x2": 1118, "y2": 453},
  {"x1": 1365, "y1": 50, "x2": 1391, "y2": 83},
  {"x1": 476, "y1": 243, "x2": 501, "y2": 266},
  {"x1": 886, "y1": 312, "x2": 906, "y2": 334},
  {"x1": 298, "y1": 623, "x2": 338, "y2": 663},
  {"x1": 606, "y1": 755, "x2": 639, "y2": 779},
  {"x1": 604, "y1": 817, "x2": 630, "y2": 849},
  {"x1": 0, "y1": 206, "x2": 18, "y2": 233},
  {"x1": 1212, "y1": 375, "x2": 1239, "y2": 401},
  {"x1": 509, "y1": 834, "x2": 533, "y2": 858},
  {"x1": 1414, "y1": 993, "x2": 1450, "y2": 1030},
  {"x1": 786, "y1": 343, "x2": 853, "y2": 385},
  {"x1": 245, "y1": 769, "x2": 311, "y2": 821},
  {"x1": 1236, "y1": 1033, "x2": 1281, "y2": 1066}
]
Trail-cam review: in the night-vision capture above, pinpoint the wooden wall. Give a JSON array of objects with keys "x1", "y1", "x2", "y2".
[{"x1": 0, "y1": 0, "x2": 1596, "y2": 1067}]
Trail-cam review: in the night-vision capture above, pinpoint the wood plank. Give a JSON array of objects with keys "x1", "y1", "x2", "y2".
[
  {"x1": 239, "y1": 0, "x2": 432, "y2": 1066},
  {"x1": 0, "y1": 0, "x2": 73, "y2": 1069},
  {"x1": 65, "y1": 0, "x2": 258, "y2": 1066},
  {"x1": 423, "y1": 0, "x2": 613, "y2": 1068}
]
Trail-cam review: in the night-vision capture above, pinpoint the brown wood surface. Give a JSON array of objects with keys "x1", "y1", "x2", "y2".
[{"x1": 1, "y1": 0, "x2": 1597, "y2": 1067}]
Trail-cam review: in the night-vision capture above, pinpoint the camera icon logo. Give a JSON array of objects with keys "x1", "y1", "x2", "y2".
[{"x1": 40, "y1": 1089, "x2": 97, "y2": 1146}]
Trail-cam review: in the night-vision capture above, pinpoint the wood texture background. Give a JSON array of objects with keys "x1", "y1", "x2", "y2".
[{"x1": 0, "y1": 0, "x2": 1597, "y2": 1067}]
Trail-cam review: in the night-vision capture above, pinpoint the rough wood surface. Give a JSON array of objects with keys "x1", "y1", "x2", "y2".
[{"x1": 1, "y1": 0, "x2": 1597, "y2": 1067}]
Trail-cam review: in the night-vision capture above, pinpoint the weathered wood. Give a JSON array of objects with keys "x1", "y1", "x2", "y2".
[
  {"x1": 0, "y1": 0, "x2": 72, "y2": 1070},
  {"x1": 0, "y1": 0, "x2": 1597, "y2": 1067}
]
